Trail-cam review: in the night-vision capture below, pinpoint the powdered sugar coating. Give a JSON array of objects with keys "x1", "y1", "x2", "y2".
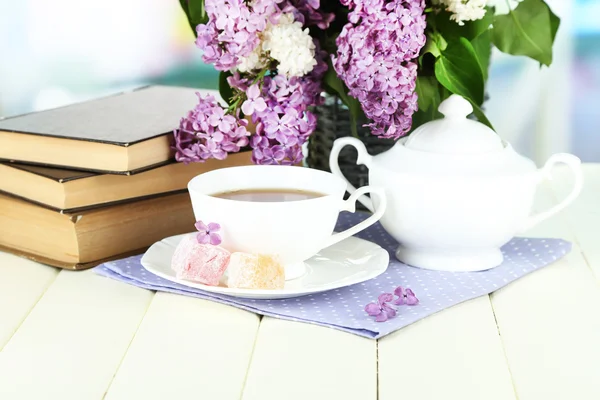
[
  {"x1": 227, "y1": 253, "x2": 285, "y2": 289},
  {"x1": 171, "y1": 235, "x2": 231, "y2": 286}
]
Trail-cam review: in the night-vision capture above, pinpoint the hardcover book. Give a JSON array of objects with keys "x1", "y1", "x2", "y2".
[
  {"x1": 0, "y1": 192, "x2": 195, "y2": 269},
  {"x1": 0, "y1": 85, "x2": 209, "y2": 174},
  {"x1": 0, "y1": 151, "x2": 251, "y2": 212}
]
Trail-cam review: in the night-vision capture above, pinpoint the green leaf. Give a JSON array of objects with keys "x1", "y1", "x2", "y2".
[
  {"x1": 416, "y1": 76, "x2": 440, "y2": 112},
  {"x1": 434, "y1": 37, "x2": 485, "y2": 105},
  {"x1": 178, "y1": 0, "x2": 194, "y2": 34},
  {"x1": 179, "y1": 0, "x2": 208, "y2": 36},
  {"x1": 492, "y1": 0, "x2": 560, "y2": 66},
  {"x1": 188, "y1": 0, "x2": 208, "y2": 25},
  {"x1": 550, "y1": 7, "x2": 560, "y2": 43},
  {"x1": 421, "y1": 32, "x2": 447, "y2": 59},
  {"x1": 433, "y1": 7, "x2": 494, "y2": 41},
  {"x1": 469, "y1": 101, "x2": 495, "y2": 131},
  {"x1": 471, "y1": 30, "x2": 492, "y2": 80},
  {"x1": 219, "y1": 71, "x2": 234, "y2": 106}
]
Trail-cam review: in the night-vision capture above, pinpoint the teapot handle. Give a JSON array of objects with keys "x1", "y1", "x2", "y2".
[
  {"x1": 329, "y1": 137, "x2": 375, "y2": 212},
  {"x1": 520, "y1": 153, "x2": 583, "y2": 233}
]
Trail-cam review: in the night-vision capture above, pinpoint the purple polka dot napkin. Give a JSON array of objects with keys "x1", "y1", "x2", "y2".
[{"x1": 95, "y1": 212, "x2": 571, "y2": 339}]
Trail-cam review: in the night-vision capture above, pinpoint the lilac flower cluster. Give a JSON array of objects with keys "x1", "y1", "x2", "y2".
[
  {"x1": 230, "y1": 44, "x2": 327, "y2": 165},
  {"x1": 173, "y1": 93, "x2": 249, "y2": 163},
  {"x1": 195, "y1": 0, "x2": 277, "y2": 71},
  {"x1": 175, "y1": 0, "x2": 332, "y2": 165},
  {"x1": 182, "y1": 0, "x2": 424, "y2": 164},
  {"x1": 334, "y1": 0, "x2": 427, "y2": 138},
  {"x1": 196, "y1": 0, "x2": 332, "y2": 72}
]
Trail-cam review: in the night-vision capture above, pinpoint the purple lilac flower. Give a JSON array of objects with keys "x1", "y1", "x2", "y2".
[
  {"x1": 333, "y1": 0, "x2": 426, "y2": 139},
  {"x1": 196, "y1": 0, "x2": 331, "y2": 72},
  {"x1": 225, "y1": 40, "x2": 325, "y2": 165},
  {"x1": 241, "y1": 84, "x2": 268, "y2": 115},
  {"x1": 173, "y1": 93, "x2": 249, "y2": 163},
  {"x1": 365, "y1": 293, "x2": 397, "y2": 322},
  {"x1": 195, "y1": 221, "x2": 222, "y2": 245},
  {"x1": 196, "y1": 0, "x2": 273, "y2": 71},
  {"x1": 188, "y1": 1, "x2": 329, "y2": 165},
  {"x1": 393, "y1": 286, "x2": 419, "y2": 305}
]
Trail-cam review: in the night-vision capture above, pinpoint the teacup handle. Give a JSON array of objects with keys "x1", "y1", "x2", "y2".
[
  {"x1": 320, "y1": 185, "x2": 387, "y2": 250},
  {"x1": 520, "y1": 153, "x2": 583, "y2": 233},
  {"x1": 329, "y1": 137, "x2": 375, "y2": 212}
]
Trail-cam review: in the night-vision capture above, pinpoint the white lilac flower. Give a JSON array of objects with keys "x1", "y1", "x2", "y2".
[
  {"x1": 434, "y1": 0, "x2": 488, "y2": 25},
  {"x1": 262, "y1": 13, "x2": 317, "y2": 77},
  {"x1": 237, "y1": 44, "x2": 268, "y2": 73}
]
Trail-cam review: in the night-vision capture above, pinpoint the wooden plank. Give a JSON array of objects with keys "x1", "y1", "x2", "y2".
[
  {"x1": 104, "y1": 292, "x2": 261, "y2": 400},
  {"x1": 490, "y1": 175, "x2": 600, "y2": 399},
  {"x1": 241, "y1": 317, "x2": 376, "y2": 400},
  {"x1": 0, "y1": 269, "x2": 153, "y2": 400},
  {"x1": 0, "y1": 253, "x2": 59, "y2": 348},
  {"x1": 378, "y1": 296, "x2": 516, "y2": 400}
]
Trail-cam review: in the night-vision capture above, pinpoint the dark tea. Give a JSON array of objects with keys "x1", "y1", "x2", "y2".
[{"x1": 212, "y1": 188, "x2": 325, "y2": 202}]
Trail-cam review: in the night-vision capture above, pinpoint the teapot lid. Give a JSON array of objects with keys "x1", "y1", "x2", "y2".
[
  {"x1": 371, "y1": 95, "x2": 536, "y2": 176},
  {"x1": 403, "y1": 95, "x2": 504, "y2": 154}
]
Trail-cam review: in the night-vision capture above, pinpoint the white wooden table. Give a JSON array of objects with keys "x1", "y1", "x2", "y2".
[{"x1": 1, "y1": 165, "x2": 599, "y2": 400}]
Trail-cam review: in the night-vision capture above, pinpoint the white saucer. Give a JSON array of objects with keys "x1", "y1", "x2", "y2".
[{"x1": 141, "y1": 233, "x2": 389, "y2": 299}]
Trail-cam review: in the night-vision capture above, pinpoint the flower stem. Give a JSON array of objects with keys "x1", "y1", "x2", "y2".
[
  {"x1": 253, "y1": 68, "x2": 269, "y2": 85},
  {"x1": 227, "y1": 97, "x2": 242, "y2": 113},
  {"x1": 226, "y1": 68, "x2": 269, "y2": 115},
  {"x1": 350, "y1": 115, "x2": 359, "y2": 138}
]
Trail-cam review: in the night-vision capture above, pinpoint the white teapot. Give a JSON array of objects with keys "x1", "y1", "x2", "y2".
[{"x1": 329, "y1": 95, "x2": 583, "y2": 272}]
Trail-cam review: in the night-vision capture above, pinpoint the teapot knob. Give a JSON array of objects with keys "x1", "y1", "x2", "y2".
[{"x1": 438, "y1": 95, "x2": 473, "y2": 120}]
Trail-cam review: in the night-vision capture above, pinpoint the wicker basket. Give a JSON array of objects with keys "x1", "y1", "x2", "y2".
[{"x1": 306, "y1": 96, "x2": 395, "y2": 207}]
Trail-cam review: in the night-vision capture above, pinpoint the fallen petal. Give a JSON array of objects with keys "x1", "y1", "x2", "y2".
[
  {"x1": 405, "y1": 288, "x2": 419, "y2": 305},
  {"x1": 393, "y1": 296, "x2": 405, "y2": 306},
  {"x1": 382, "y1": 303, "x2": 397, "y2": 318},
  {"x1": 364, "y1": 303, "x2": 382, "y2": 317},
  {"x1": 393, "y1": 286, "x2": 404, "y2": 297},
  {"x1": 378, "y1": 292, "x2": 394, "y2": 304},
  {"x1": 375, "y1": 313, "x2": 388, "y2": 322}
]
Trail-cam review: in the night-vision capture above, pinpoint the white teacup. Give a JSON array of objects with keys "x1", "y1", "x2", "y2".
[{"x1": 187, "y1": 165, "x2": 387, "y2": 280}]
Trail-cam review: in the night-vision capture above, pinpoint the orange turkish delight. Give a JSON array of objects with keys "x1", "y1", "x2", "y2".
[{"x1": 227, "y1": 253, "x2": 285, "y2": 290}]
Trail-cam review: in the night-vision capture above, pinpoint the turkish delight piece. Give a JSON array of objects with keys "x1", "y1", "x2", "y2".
[
  {"x1": 227, "y1": 253, "x2": 285, "y2": 290},
  {"x1": 171, "y1": 235, "x2": 230, "y2": 286}
]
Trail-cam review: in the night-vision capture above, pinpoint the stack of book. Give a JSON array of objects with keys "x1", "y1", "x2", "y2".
[{"x1": 0, "y1": 86, "x2": 251, "y2": 269}]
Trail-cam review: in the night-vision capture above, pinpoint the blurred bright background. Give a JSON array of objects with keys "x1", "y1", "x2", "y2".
[{"x1": 0, "y1": 0, "x2": 598, "y2": 164}]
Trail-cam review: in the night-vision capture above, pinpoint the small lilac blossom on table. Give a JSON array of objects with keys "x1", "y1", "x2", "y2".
[
  {"x1": 365, "y1": 286, "x2": 419, "y2": 322},
  {"x1": 195, "y1": 221, "x2": 222, "y2": 245},
  {"x1": 394, "y1": 286, "x2": 419, "y2": 306},
  {"x1": 365, "y1": 293, "x2": 397, "y2": 322}
]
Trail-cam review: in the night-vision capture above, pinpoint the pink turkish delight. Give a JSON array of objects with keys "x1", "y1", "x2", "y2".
[
  {"x1": 227, "y1": 253, "x2": 285, "y2": 290},
  {"x1": 171, "y1": 235, "x2": 230, "y2": 286}
]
